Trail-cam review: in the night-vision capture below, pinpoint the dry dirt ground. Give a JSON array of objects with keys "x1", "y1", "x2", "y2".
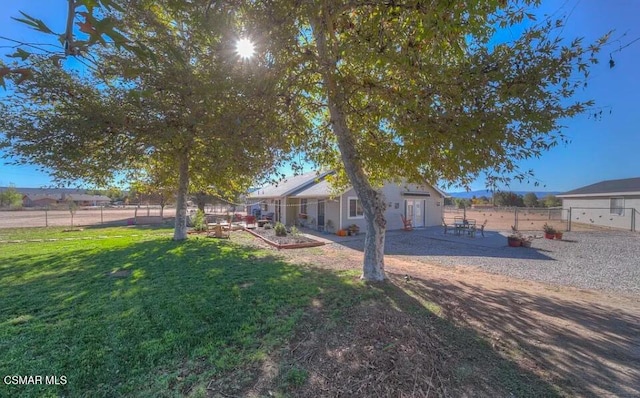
[{"x1": 211, "y1": 232, "x2": 640, "y2": 398}]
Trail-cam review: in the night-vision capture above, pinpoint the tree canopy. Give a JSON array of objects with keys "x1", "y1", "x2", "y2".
[
  {"x1": 249, "y1": 0, "x2": 608, "y2": 279},
  {"x1": 0, "y1": 0, "x2": 303, "y2": 239}
]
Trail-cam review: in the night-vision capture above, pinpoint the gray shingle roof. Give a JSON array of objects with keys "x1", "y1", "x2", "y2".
[
  {"x1": 249, "y1": 171, "x2": 332, "y2": 198},
  {"x1": 293, "y1": 179, "x2": 335, "y2": 198},
  {"x1": 558, "y1": 177, "x2": 640, "y2": 197}
]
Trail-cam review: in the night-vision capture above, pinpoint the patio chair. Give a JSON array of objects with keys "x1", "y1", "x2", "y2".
[
  {"x1": 244, "y1": 215, "x2": 257, "y2": 229},
  {"x1": 401, "y1": 215, "x2": 413, "y2": 231},
  {"x1": 466, "y1": 219, "x2": 477, "y2": 237},
  {"x1": 478, "y1": 219, "x2": 487, "y2": 237},
  {"x1": 469, "y1": 219, "x2": 487, "y2": 238},
  {"x1": 442, "y1": 218, "x2": 451, "y2": 234}
]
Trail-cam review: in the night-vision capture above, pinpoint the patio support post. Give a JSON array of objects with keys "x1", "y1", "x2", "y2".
[
  {"x1": 101, "y1": 205, "x2": 103, "y2": 225},
  {"x1": 568, "y1": 207, "x2": 572, "y2": 231},
  {"x1": 45, "y1": 207, "x2": 48, "y2": 227},
  {"x1": 514, "y1": 208, "x2": 518, "y2": 230}
]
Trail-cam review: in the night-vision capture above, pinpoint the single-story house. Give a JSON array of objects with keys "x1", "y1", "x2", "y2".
[
  {"x1": 558, "y1": 177, "x2": 639, "y2": 231},
  {"x1": 62, "y1": 193, "x2": 112, "y2": 207},
  {"x1": 22, "y1": 194, "x2": 60, "y2": 207},
  {"x1": 248, "y1": 171, "x2": 447, "y2": 232}
]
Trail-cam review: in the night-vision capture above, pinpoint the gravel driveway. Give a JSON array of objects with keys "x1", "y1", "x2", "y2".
[{"x1": 337, "y1": 228, "x2": 640, "y2": 295}]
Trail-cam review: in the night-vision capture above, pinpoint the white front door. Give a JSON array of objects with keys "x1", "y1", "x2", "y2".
[{"x1": 406, "y1": 199, "x2": 425, "y2": 228}]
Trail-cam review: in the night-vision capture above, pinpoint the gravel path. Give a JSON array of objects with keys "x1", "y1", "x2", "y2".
[{"x1": 342, "y1": 229, "x2": 640, "y2": 295}]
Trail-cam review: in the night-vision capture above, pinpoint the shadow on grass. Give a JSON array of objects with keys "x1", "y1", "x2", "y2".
[
  {"x1": 392, "y1": 273, "x2": 640, "y2": 397},
  {"x1": 0, "y1": 237, "x2": 363, "y2": 397},
  {"x1": 1, "y1": 235, "x2": 574, "y2": 397}
]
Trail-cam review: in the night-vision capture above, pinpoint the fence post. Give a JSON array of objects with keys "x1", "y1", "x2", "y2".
[
  {"x1": 101, "y1": 205, "x2": 104, "y2": 225},
  {"x1": 568, "y1": 207, "x2": 572, "y2": 231}
]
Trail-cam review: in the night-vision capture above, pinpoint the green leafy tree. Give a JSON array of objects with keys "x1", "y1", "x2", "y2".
[
  {"x1": 0, "y1": 0, "x2": 296, "y2": 240},
  {"x1": 244, "y1": 0, "x2": 609, "y2": 280},
  {"x1": 0, "y1": 186, "x2": 23, "y2": 208},
  {"x1": 543, "y1": 194, "x2": 562, "y2": 208},
  {"x1": 523, "y1": 192, "x2": 539, "y2": 207},
  {"x1": 494, "y1": 191, "x2": 525, "y2": 207}
]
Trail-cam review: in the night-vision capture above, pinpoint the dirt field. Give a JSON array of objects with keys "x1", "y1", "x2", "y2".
[
  {"x1": 229, "y1": 231, "x2": 640, "y2": 397},
  {"x1": 445, "y1": 207, "x2": 574, "y2": 232}
]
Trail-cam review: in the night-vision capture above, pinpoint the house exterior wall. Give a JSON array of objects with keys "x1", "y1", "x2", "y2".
[
  {"x1": 337, "y1": 183, "x2": 444, "y2": 231},
  {"x1": 323, "y1": 199, "x2": 340, "y2": 232},
  {"x1": 380, "y1": 183, "x2": 444, "y2": 230},
  {"x1": 562, "y1": 196, "x2": 640, "y2": 230},
  {"x1": 285, "y1": 197, "x2": 299, "y2": 226}
]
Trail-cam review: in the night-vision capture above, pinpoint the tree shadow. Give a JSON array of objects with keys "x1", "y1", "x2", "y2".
[
  {"x1": 331, "y1": 230, "x2": 556, "y2": 261},
  {"x1": 1, "y1": 236, "x2": 581, "y2": 397},
  {"x1": 391, "y1": 272, "x2": 640, "y2": 397},
  {"x1": 0, "y1": 238, "x2": 360, "y2": 397}
]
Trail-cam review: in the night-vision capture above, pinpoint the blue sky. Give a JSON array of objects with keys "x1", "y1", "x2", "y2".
[{"x1": 1, "y1": 0, "x2": 639, "y2": 192}]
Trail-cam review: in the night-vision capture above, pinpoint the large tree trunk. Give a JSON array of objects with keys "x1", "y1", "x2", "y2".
[
  {"x1": 173, "y1": 150, "x2": 190, "y2": 240},
  {"x1": 311, "y1": 9, "x2": 387, "y2": 281}
]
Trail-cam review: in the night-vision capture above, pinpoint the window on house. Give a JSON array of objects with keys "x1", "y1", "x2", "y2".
[
  {"x1": 261, "y1": 203, "x2": 268, "y2": 212},
  {"x1": 300, "y1": 198, "x2": 308, "y2": 214},
  {"x1": 348, "y1": 197, "x2": 364, "y2": 218},
  {"x1": 610, "y1": 198, "x2": 624, "y2": 215}
]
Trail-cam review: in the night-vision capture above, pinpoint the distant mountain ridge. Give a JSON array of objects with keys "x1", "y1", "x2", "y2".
[{"x1": 447, "y1": 190, "x2": 561, "y2": 199}]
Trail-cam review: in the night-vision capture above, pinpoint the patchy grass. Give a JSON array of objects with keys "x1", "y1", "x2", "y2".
[
  {"x1": 1, "y1": 227, "x2": 563, "y2": 397},
  {"x1": 0, "y1": 228, "x2": 366, "y2": 397},
  {"x1": 0, "y1": 225, "x2": 173, "y2": 241}
]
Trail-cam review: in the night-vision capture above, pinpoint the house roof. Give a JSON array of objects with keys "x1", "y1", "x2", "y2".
[
  {"x1": 65, "y1": 194, "x2": 112, "y2": 202},
  {"x1": 23, "y1": 194, "x2": 60, "y2": 201},
  {"x1": 293, "y1": 179, "x2": 335, "y2": 198},
  {"x1": 249, "y1": 171, "x2": 332, "y2": 198},
  {"x1": 558, "y1": 177, "x2": 640, "y2": 197},
  {"x1": 250, "y1": 170, "x2": 448, "y2": 200}
]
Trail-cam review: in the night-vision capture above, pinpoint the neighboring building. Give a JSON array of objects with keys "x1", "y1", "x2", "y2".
[
  {"x1": 558, "y1": 177, "x2": 639, "y2": 231},
  {"x1": 62, "y1": 194, "x2": 112, "y2": 206},
  {"x1": 22, "y1": 194, "x2": 60, "y2": 207},
  {"x1": 17, "y1": 189, "x2": 112, "y2": 207},
  {"x1": 248, "y1": 171, "x2": 447, "y2": 232}
]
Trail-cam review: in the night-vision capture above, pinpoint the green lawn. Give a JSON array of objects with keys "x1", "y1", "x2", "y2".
[{"x1": 0, "y1": 227, "x2": 366, "y2": 397}]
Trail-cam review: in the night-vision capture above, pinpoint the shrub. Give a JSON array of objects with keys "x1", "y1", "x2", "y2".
[
  {"x1": 263, "y1": 222, "x2": 272, "y2": 230},
  {"x1": 289, "y1": 226, "x2": 300, "y2": 236},
  {"x1": 193, "y1": 210, "x2": 207, "y2": 232},
  {"x1": 274, "y1": 222, "x2": 287, "y2": 237}
]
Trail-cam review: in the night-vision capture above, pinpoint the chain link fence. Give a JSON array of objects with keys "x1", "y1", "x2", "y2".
[
  {"x1": 445, "y1": 205, "x2": 638, "y2": 233},
  {"x1": 0, "y1": 206, "x2": 176, "y2": 228},
  {"x1": 444, "y1": 206, "x2": 567, "y2": 232}
]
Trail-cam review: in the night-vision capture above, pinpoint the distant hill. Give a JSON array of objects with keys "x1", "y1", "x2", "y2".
[{"x1": 447, "y1": 190, "x2": 561, "y2": 199}]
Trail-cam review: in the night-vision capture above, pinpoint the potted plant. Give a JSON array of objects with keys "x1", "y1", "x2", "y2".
[
  {"x1": 508, "y1": 226, "x2": 522, "y2": 247},
  {"x1": 543, "y1": 223, "x2": 556, "y2": 239},
  {"x1": 555, "y1": 230, "x2": 563, "y2": 240},
  {"x1": 347, "y1": 224, "x2": 360, "y2": 236},
  {"x1": 336, "y1": 229, "x2": 347, "y2": 237}
]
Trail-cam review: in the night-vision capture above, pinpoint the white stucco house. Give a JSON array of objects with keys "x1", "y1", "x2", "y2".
[
  {"x1": 558, "y1": 177, "x2": 639, "y2": 231},
  {"x1": 248, "y1": 171, "x2": 447, "y2": 232}
]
